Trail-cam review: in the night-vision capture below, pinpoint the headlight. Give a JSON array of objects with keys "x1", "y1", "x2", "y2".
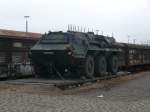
[
  {"x1": 68, "y1": 51, "x2": 72, "y2": 55},
  {"x1": 66, "y1": 45, "x2": 74, "y2": 51}
]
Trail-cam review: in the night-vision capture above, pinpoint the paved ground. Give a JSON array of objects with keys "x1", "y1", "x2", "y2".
[{"x1": 0, "y1": 71, "x2": 150, "y2": 112}]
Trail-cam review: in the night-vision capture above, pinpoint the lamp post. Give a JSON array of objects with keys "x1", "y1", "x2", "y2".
[{"x1": 24, "y1": 16, "x2": 30, "y2": 32}]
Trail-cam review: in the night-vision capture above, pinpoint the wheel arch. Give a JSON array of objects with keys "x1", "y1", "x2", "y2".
[{"x1": 86, "y1": 50, "x2": 106, "y2": 58}]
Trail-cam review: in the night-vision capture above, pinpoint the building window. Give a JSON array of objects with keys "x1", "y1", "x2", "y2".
[{"x1": 13, "y1": 42, "x2": 23, "y2": 48}]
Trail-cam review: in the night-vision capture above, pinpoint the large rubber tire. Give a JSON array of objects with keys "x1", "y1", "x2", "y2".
[
  {"x1": 83, "y1": 55, "x2": 95, "y2": 78},
  {"x1": 108, "y1": 55, "x2": 118, "y2": 75},
  {"x1": 95, "y1": 55, "x2": 107, "y2": 76}
]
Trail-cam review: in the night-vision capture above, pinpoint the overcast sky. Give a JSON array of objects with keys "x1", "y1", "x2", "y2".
[{"x1": 0, "y1": 0, "x2": 149, "y2": 43}]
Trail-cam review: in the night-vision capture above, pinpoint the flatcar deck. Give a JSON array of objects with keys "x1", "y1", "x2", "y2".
[{"x1": 0, "y1": 71, "x2": 130, "y2": 89}]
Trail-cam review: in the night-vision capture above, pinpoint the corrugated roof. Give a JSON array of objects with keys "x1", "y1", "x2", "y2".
[{"x1": 0, "y1": 29, "x2": 42, "y2": 40}]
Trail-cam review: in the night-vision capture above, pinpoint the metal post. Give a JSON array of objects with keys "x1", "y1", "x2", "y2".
[
  {"x1": 133, "y1": 39, "x2": 136, "y2": 44},
  {"x1": 127, "y1": 35, "x2": 130, "y2": 44},
  {"x1": 26, "y1": 20, "x2": 28, "y2": 32},
  {"x1": 101, "y1": 31, "x2": 103, "y2": 35},
  {"x1": 68, "y1": 24, "x2": 69, "y2": 31},
  {"x1": 112, "y1": 32, "x2": 114, "y2": 37},
  {"x1": 84, "y1": 27, "x2": 86, "y2": 32},
  {"x1": 96, "y1": 30, "x2": 99, "y2": 35},
  {"x1": 24, "y1": 16, "x2": 30, "y2": 32}
]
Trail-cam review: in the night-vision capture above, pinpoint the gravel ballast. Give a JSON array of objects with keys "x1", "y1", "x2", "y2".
[{"x1": 0, "y1": 71, "x2": 150, "y2": 112}]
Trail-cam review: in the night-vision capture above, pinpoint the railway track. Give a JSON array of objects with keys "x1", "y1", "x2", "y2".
[
  {"x1": 0, "y1": 71, "x2": 131, "y2": 90},
  {"x1": 56, "y1": 72, "x2": 130, "y2": 89}
]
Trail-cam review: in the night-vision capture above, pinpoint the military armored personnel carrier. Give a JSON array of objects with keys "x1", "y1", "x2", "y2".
[{"x1": 30, "y1": 31, "x2": 122, "y2": 78}]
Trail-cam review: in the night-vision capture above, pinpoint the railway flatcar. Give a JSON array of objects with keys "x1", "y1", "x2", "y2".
[
  {"x1": 30, "y1": 30, "x2": 150, "y2": 79},
  {"x1": 0, "y1": 29, "x2": 41, "y2": 78}
]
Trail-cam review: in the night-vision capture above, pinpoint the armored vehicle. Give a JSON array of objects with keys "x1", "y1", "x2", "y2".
[{"x1": 30, "y1": 31, "x2": 122, "y2": 78}]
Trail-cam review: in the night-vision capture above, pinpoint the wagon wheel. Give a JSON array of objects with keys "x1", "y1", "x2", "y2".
[
  {"x1": 108, "y1": 55, "x2": 118, "y2": 75},
  {"x1": 95, "y1": 55, "x2": 107, "y2": 76},
  {"x1": 34, "y1": 63, "x2": 49, "y2": 78},
  {"x1": 34, "y1": 65, "x2": 43, "y2": 78},
  {"x1": 83, "y1": 55, "x2": 95, "y2": 78}
]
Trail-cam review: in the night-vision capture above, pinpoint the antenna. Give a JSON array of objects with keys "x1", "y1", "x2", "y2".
[
  {"x1": 133, "y1": 39, "x2": 136, "y2": 44},
  {"x1": 96, "y1": 30, "x2": 99, "y2": 35},
  {"x1": 84, "y1": 27, "x2": 86, "y2": 32},
  {"x1": 74, "y1": 25, "x2": 76, "y2": 31},
  {"x1": 68, "y1": 24, "x2": 70, "y2": 31},
  {"x1": 73, "y1": 25, "x2": 75, "y2": 31},
  {"x1": 127, "y1": 35, "x2": 130, "y2": 44},
  {"x1": 112, "y1": 32, "x2": 114, "y2": 37},
  {"x1": 147, "y1": 40, "x2": 149, "y2": 46},
  {"x1": 101, "y1": 31, "x2": 103, "y2": 35},
  {"x1": 74, "y1": 26, "x2": 76, "y2": 31},
  {"x1": 81, "y1": 26, "x2": 82, "y2": 32},
  {"x1": 70, "y1": 25, "x2": 72, "y2": 31},
  {"x1": 72, "y1": 25, "x2": 73, "y2": 31},
  {"x1": 77, "y1": 26, "x2": 79, "y2": 32}
]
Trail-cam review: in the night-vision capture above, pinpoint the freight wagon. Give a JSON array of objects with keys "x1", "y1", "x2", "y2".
[
  {"x1": 116, "y1": 43, "x2": 150, "y2": 70},
  {"x1": 0, "y1": 29, "x2": 41, "y2": 78}
]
